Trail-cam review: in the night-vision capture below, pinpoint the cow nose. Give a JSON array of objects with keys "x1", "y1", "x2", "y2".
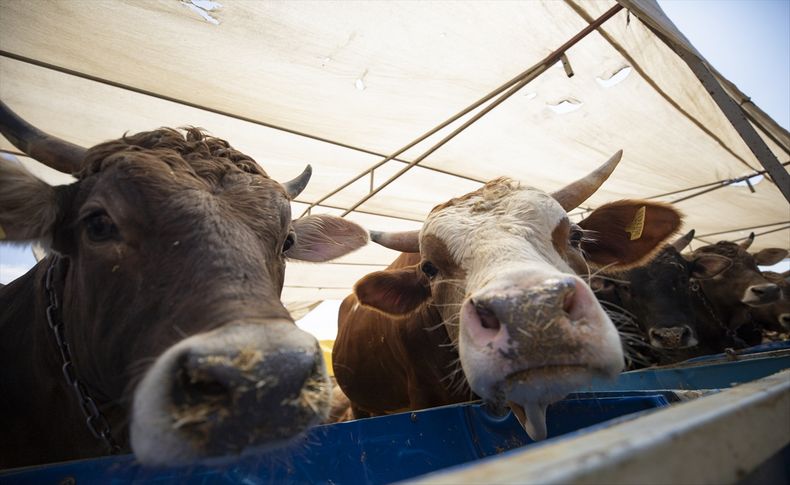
[
  {"x1": 648, "y1": 325, "x2": 697, "y2": 349},
  {"x1": 174, "y1": 346, "x2": 316, "y2": 407},
  {"x1": 466, "y1": 277, "x2": 577, "y2": 346},
  {"x1": 747, "y1": 284, "x2": 780, "y2": 304},
  {"x1": 170, "y1": 345, "x2": 320, "y2": 441}
]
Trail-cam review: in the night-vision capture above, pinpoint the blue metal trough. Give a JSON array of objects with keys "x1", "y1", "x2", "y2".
[{"x1": 2, "y1": 342, "x2": 788, "y2": 484}]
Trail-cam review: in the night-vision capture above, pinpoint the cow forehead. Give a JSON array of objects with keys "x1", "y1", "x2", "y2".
[
  {"x1": 422, "y1": 181, "x2": 567, "y2": 265},
  {"x1": 697, "y1": 243, "x2": 755, "y2": 268},
  {"x1": 79, "y1": 149, "x2": 292, "y2": 240}
]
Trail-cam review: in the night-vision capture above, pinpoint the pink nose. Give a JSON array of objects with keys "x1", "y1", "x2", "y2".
[{"x1": 463, "y1": 277, "x2": 582, "y2": 349}]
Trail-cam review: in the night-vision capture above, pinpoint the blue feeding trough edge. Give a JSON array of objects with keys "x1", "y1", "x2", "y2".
[{"x1": 1, "y1": 394, "x2": 670, "y2": 485}]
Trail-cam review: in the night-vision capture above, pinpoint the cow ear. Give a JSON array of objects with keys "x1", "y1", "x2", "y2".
[
  {"x1": 753, "y1": 248, "x2": 789, "y2": 267},
  {"x1": 578, "y1": 200, "x2": 682, "y2": 269},
  {"x1": 354, "y1": 266, "x2": 430, "y2": 316},
  {"x1": 0, "y1": 160, "x2": 63, "y2": 246},
  {"x1": 287, "y1": 214, "x2": 369, "y2": 262},
  {"x1": 690, "y1": 253, "x2": 731, "y2": 279}
]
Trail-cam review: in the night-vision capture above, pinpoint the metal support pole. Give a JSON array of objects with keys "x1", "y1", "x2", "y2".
[{"x1": 670, "y1": 47, "x2": 790, "y2": 202}]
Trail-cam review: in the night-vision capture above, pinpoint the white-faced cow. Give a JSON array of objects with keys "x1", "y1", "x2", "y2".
[
  {"x1": 333, "y1": 151, "x2": 683, "y2": 440},
  {"x1": 0, "y1": 102, "x2": 368, "y2": 468}
]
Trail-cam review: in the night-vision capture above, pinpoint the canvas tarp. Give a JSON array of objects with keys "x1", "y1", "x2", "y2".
[{"x1": 1, "y1": 0, "x2": 787, "y2": 305}]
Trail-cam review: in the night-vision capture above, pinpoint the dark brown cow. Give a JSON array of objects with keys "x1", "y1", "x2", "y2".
[
  {"x1": 751, "y1": 270, "x2": 790, "y2": 333},
  {"x1": 334, "y1": 151, "x2": 683, "y2": 440},
  {"x1": 0, "y1": 102, "x2": 368, "y2": 468},
  {"x1": 690, "y1": 234, "x2": 787, "y2": 345},
  {"x1": 592, "y1": 230, "x2": 733, "y2": 360}
]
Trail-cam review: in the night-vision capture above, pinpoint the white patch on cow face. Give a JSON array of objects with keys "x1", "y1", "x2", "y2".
[
  {"x1": 424, "y1": 183, "x2": 575, "y2": 287},
  {"x1": 420, "y1": 182, "x2": 623, "y2": 438}
]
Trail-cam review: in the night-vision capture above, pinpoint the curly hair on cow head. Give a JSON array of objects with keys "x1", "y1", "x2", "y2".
[
  {"x1": 75, "y1": 127, "x2": 269, "y2": 182},
  {"x1": 695, "y1": 241, "x2": 740, "y2": 259}
]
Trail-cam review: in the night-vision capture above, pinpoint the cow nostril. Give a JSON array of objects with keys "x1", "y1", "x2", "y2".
[
  {"x1": 473, "y1": 300, "x2": 501, "y2": 330},
  {"x1": 752, "y1": 285, "x2": 779, "y2": 298},
  {"x1": 681, "y1": 326, "x2": 691, "y2": 339},
  {"x1": 181, "y1": 372, "x2": 228, "y2": 397},
  {"x1": 561, "y1": 286, "x2": 576, "y2": 315},
  {"x1": 173, "y1": 352, "x2": 235, "y2": 407}
]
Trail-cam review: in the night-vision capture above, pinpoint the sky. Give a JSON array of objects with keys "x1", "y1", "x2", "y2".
[
  {"x1": 658, "y1": 0, "x2": 789, "y2": 130},
  {"x1": 1, "y1": 2, "x2": 789, "y2": 330}
]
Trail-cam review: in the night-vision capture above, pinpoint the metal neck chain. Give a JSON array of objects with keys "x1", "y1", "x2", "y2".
[
  {"x1": 690, "y1": 280, "x2": 744, "y2": 347},
  {"x1": 45, "y1": 256, "x2": 122, "y2": 455}
]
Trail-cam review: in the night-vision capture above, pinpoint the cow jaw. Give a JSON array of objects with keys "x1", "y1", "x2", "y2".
[
  {"x1": 131, "y1": 321, "x2": 330, "y2": 466},
  {"x1": 458, "y1": 270, "x2": 623, "y2": 440}
]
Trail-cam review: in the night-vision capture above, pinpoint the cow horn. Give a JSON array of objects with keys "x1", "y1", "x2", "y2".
[
  {"x1": 671, "y1": 229, "x2": 695, "y2": 252},
  {"x1": 369, "y1": 230, "x2": 420, "y2": 253},
  {"x1": 551, "y1": 150, "x2": 623, "y2": 211},
  {"x1": 282, "y1": 164, "x2": 312, "y2": 199},
  {"x1": 0, "y1": 101, "x2": 86, "y2": 174},
  {"x1": 739, "y1": 232, "x2": 755, "y2": 250}
]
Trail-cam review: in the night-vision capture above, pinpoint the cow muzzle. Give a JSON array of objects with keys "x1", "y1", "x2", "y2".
[
  {"x1": 742, "y1": 283, "x2": 781, "y2": 306},
  {"x1": 648, "y1": 325, "x2": 698, "y2": 349},
  {"x1": 130, "y1": 321, "x2": 330, "y2": 466},
  {"x1": 459, "y1": 272, "x2": 623, "y2": 441}
]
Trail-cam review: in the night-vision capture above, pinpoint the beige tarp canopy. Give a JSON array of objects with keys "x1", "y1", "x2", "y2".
[{"x1": 1, "y1": 0, "x2": 788, "y2": 306}]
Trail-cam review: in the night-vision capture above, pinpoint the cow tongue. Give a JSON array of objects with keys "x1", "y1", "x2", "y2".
[{"x1": 507, "y1": 400, "x2": 548, "y2": 441}]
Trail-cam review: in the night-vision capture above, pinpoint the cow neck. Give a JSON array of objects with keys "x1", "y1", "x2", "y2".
[
  {"x1": 689, "y1": 280, "x2": 746, "y2": 348},
  {"x1": 44, "y1": 255, "x2": 122, "y2": 455}
]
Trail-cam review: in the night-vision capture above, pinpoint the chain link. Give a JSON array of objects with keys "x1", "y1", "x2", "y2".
[
  {"x1": 690, "y1": 279, "x2": 745, "y2": 347},
  {"x1": 44, "y1": 256, "x2": 122, "y2": 454}
]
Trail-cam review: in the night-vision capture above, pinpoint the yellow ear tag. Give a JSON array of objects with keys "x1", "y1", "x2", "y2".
[{"x1": 625, "y1": 206, "x2": 646, "y2": 241}]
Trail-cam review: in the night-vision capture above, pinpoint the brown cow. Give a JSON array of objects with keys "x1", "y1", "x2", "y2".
[
  {"x1": 0, "y1": 102, "x2": 368, "y2": 468},
  {"x1": 334, "y1": 151, "x2": 683, "y2": 440},
  {"x1": 690, "y1": 233, "x2": 787, "y2": 345},
  {"x1": 751, "y1": 270, "x2": 790, "y2": 333}
]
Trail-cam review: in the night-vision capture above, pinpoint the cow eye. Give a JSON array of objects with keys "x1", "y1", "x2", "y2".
[
  {"x1": 421, "y1": 261, "x2": 439, "y2": 279},
  {"x1": 84, "y1": 211, "x2": 118, "y2": 242},
  {"x1": 569, "y1": 225, "x2": 584, "y2": 248},
  {"x1": 282, "y1": 233, "x2": 296, "y2": 253}
]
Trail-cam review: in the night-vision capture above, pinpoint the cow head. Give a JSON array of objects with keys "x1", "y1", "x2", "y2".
[
  {"x1": 606, "y1": 230, "x2": 731, "y2": 350},
  {"x1": 751, "y1": 271, "x2": 790, "y2": 332},
  {"x1": 692, "y1": 234, "x2": 787, "y2": 312},
  {"x1": 354, "y1": 151, "x2": 682, "y2": 440},
  {"x1": 0, "y1": 102, "x2": 368, "y2": 465}
]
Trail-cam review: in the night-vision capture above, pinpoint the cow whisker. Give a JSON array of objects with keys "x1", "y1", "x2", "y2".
[
  {"x1": 601, "y1": 300, "x2": 637, "y2": 319},
  {"x1": 173, "y1": 324, "x2": 189, "y2": 338}
]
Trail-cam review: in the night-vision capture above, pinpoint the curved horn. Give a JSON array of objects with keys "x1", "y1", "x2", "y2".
[
  {"x1": 739, "y1": 232, "x2": 755, "y2": 250},
  {"x1": 551, "y1": 150, "x2": 623, "y2": 211},
  {"x1": 282, "y1": 164, "x2": 312, "y2": 199},
  {"x1": 370, "y1": 230, "x2": 420, "y2": 253},
  {"x1": 0, "y1": 101, "x2": 86, "y2": 174},
  {"x1": 671, "y1": 229, "x2": 695, "y2": 252}
]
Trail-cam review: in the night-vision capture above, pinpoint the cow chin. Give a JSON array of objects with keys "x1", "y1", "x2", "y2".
[
  {"x1": 504, "y1": 366, "x2": 601, "y2": 441},
  {"x1": 130, "y1": 321, "x2": 331, "y2": 467},
  {"x1": 458, "y1": 279, "x2": 623, "y2": 441}
]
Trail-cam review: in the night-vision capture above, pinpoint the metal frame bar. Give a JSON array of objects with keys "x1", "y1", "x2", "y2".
[
  {"x1": 406, "y1": 369, "x2": 790, "y2": 484},
  {"x1": 331, "y1": 3, "x2": 625, "y2": 217},
  {"x1": 641, "y1": 32, "x2": 790, "y2": 203}
]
